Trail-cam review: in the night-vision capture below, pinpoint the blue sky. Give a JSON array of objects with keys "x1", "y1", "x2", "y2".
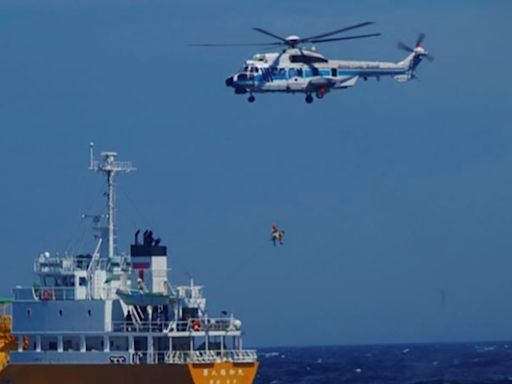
[{"x1": 0, "y1": 1, "x2": 511, "y2": 347}]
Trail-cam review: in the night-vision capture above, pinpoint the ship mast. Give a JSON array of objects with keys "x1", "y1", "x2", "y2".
[{"x1": 89, "y1": 142, "x2": 135, "y2": 258}]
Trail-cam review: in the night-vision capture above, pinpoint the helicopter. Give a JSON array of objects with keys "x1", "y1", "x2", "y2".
[{"x1": 193, "y1": 22, "x2": 433, "y2": 103}]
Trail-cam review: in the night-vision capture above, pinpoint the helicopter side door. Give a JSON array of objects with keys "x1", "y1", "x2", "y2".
[{"x1": 287, "y1": 67, "x2": 305, "y2": 91}]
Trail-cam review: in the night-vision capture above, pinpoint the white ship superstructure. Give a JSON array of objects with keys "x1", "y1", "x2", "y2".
[{"x1": 0, "y1": 145, "x2": 258, "y2": 384}]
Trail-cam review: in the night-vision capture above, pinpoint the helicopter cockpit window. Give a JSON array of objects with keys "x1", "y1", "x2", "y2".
[
  {"x1": 289, "y1": 55, "x2": 328, "y2": 64},
  {"x1": 243, "y1": 66, "x2": 258, "y2": 74}
]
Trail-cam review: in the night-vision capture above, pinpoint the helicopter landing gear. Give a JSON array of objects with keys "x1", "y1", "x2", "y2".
[
  {"x1": 305, "y1": 94, "x2": 314, "y2": 104},
  {"x1": 248, "y1": 95, "x2": 255, "y2": 103}
]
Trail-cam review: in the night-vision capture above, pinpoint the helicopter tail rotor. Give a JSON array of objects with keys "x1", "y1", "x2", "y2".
[
  {"x1": 397, "y1": 33, "x2": 434, "y2": 62},
  {"x1": 397, "y1": 41, "x2": 414, "y2": 53}
]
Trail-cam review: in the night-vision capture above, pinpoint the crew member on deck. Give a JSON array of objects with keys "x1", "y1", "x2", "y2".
[{"x1": 271, "y1": 224, "x2": 285, "y2": 247}]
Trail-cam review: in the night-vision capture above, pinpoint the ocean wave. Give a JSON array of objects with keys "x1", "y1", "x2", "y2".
[{"x1": 255, "y1": 342, "x2": 512, "y2": 384}]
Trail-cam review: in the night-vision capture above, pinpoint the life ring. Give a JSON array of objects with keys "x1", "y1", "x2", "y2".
[
  {"x1": 41, "y1": 289, "x2": 53, "y2": 300},
  {"x1": 192, "y1": 320, "x2": 202, "y2": 332}
]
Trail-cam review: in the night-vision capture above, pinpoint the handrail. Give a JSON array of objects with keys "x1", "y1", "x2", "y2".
[
  {"x1": 165, "y1": 318, "x2": 238, "y2": 333},
  {"x1": 111, "y1": 317, "x2": 238, "y2": 334},
  {"x1": 36, "y1": 287, "x2": 75, "y2": 301},
  {"x1": 34, "y1": 256, "x2": 110, "y2": 273},
  {"x1": 111, "y1": 321, "x2": 168, "y2": 333},
  {"x1": 14, "y1": 285, "x2": 119, "y2": 301},
  {"x1": 164, "y1": 349, "x2": 257, "y2": 364}
]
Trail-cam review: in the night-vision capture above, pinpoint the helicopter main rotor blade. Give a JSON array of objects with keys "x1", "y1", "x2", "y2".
[
  {"x1": 252, "y1": 28, "x2": 288, "y2": 43},
  {"x1": 189, "y1": 42, "x2": 283, "y2": 47},
  {"x1": 309, "y1": 33, "x2": 381, "y2": 44},
  {"x1": 192, "y1": 22, "x2": 381, "y2": 49},
  {"x1": 300, "y1": 21, "x2": 375, "y2": 43}
]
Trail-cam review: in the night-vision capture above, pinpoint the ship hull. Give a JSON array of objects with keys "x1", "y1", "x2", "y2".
[{"x1": 0, "y1": 362, "x2": 258, "y2": 384}]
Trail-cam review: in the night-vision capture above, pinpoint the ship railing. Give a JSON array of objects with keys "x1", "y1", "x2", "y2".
[
  {"x1": 166, "y1": 317, "x2": 236, "y2": 333},
  {"x1": 110, "y1": 316, "x2": 239, "y2": 334},
  {"x1": 34, "y1": 256, "x2": 109, "y2": 273},
  {"x1": 164, "y1": 349, "x2": 257, "y2": 364},
  {"x1": 227, "y1": 349, "x2": 258, "y2": 362},
  {"x1": 16, "y1": 286, "x2": 149, "y2": 302},
  {"x1": 112, "y1": 321, "x2": 170, "y2": 333},
  {"x1": 13, "y1": 287, "x2": 37, "y2": 301},
  {"x1": 35, "y1": 286, "x2": 76, "y2": 301}
]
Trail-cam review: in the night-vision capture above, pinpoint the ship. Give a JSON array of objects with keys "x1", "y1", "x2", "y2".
[{"x1": 0, "y1": 144, "x2": 259, "y2": 384}]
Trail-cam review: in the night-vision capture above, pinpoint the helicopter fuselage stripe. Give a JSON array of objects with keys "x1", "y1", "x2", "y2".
[{"x1": 253, "y1": 67, "x2": 405, "y2": 81}]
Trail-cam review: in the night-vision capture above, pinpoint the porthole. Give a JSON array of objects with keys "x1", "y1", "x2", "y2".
[
  {"x1": 88, "y1": 309, "x2": 92, "y2": 317},
  {"x1": 58, "y1": 309, "x2": 63, "y2": 317}
]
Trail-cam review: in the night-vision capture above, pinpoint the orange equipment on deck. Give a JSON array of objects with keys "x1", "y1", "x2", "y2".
[{"x1": 0, "y1": 299, "x2": 17, "y2": 373}]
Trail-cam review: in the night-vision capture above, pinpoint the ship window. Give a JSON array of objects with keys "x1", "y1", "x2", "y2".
[
  {"x1": 86, "y1": 336, "x2": 103, "y2": 352},
  {"x1": 58, "y1": 309, "x2": 63, "y2": 317},
  {"x1": 43, "y1": 276, "x2": 56, "y2": 286},
  {"x1": 26, "y1": 335, "x2": 37, "y2": 351},
  {"x1": 134, "y1": 336, "x2": 148, "y2": 352},
  {"x1": 182, "y1": 307, "x2": 198, "y2": 320},
  {"x1": 155, "y1": 336, "x2": 169, "y2": 352},
  {"x1": 79, "y1": 277, "x2": 87, "y2": 287},
  {"x1": 63, "y1": 336, "x2": 80, "y2": 352},
  {"x1": 26, "y1": 308, "x2": 32, "y2": 317},
  {"x1": 42, "y1": 336, "x2": 58, "y2": 351},
  {"x1": 331, "y1": 68, "x2": 338, "y2": 77},
  {"x1": 110, "y1": 336, "x2": 128, "y2": 351}
]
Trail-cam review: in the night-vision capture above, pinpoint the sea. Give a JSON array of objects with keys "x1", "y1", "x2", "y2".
[{"x1": 254, "y1": 342, "x2": 512, "y2": 383}]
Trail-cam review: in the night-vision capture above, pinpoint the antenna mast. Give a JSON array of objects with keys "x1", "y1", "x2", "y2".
[{"x1": 89, "y1": 142, "x2": 136, "y2": 258}]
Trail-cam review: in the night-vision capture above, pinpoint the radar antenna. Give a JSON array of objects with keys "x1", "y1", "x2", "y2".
[{"x1": 88, "y1": 142, "x2": 136, "y2": 258}]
